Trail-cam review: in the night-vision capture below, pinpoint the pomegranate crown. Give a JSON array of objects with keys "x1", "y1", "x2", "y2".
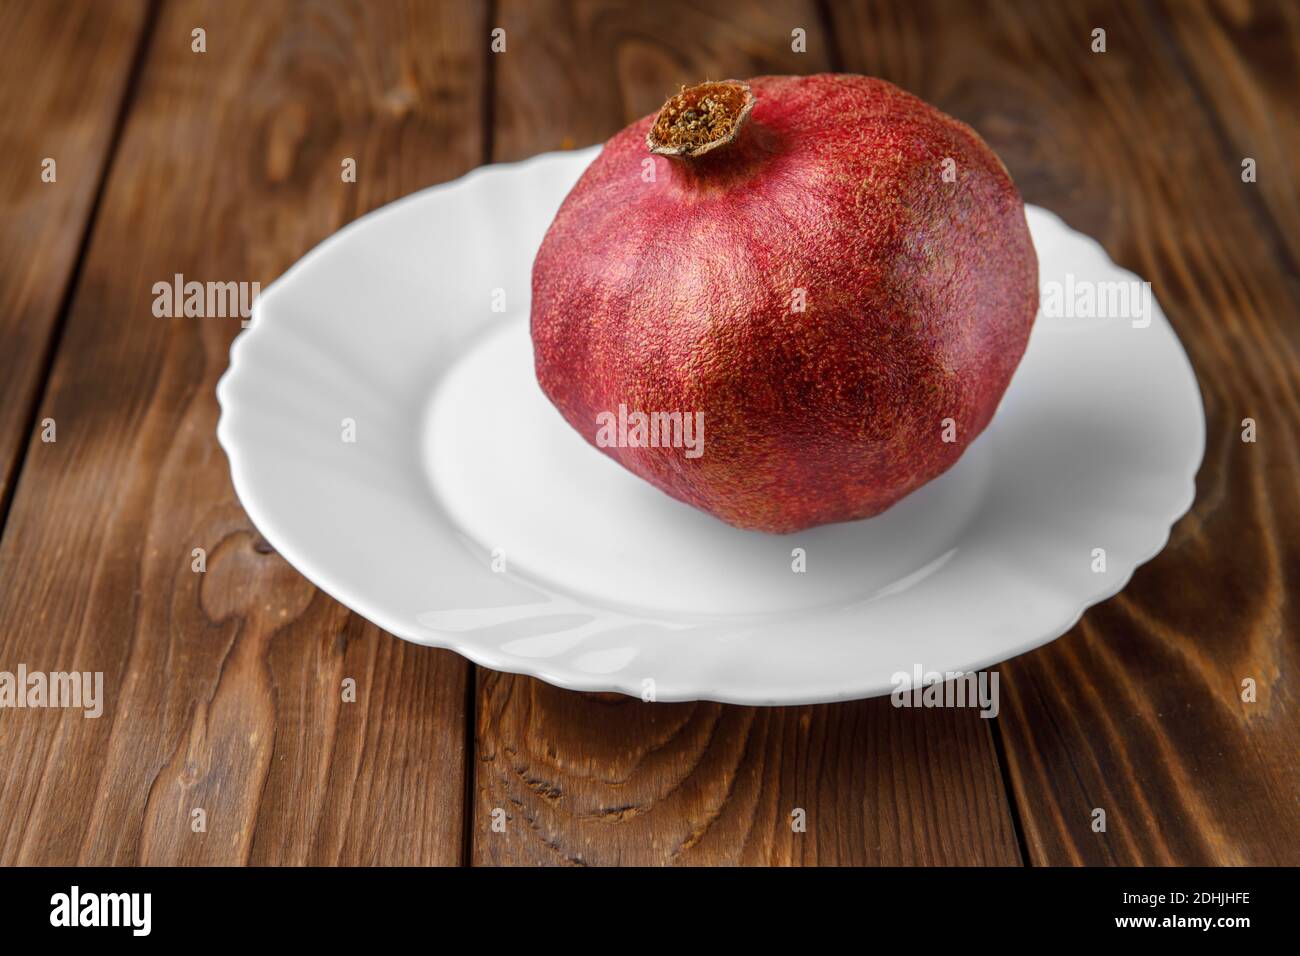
[{"x1": 646, "y1": 80, "x2": 755, "y2": 158}]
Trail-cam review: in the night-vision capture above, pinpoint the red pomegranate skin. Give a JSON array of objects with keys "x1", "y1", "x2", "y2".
[{"x1": 531, "y1": 74, "x2": 1038, "y2": 534}]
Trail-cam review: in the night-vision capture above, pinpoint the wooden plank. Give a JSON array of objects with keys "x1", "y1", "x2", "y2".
[
  {"x1": 830, "y1": 0, "x2": 1300, "y2": 864},
  {"x1": 491, "y1": 0, "x2": 840, "y2": 160},
  {"x1": 0, "y1": 0, "x2": 149, "y2": 516},
  {"x1": 1153, "y1": 0, "x2": 1300, "y2": 269},
  {"x1": 475, "y1": 676, "x2": 1021, "y2": 865},
  {"x1": 0, "y1": 0, "x2": 487, "y2": 865},
  {"x1": 472, "y1": 0, "x2": 1023, "y2": 866}
]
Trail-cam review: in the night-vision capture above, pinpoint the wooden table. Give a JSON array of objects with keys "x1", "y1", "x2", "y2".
[{"x1": 0, "y1": 0, "x2": 1295, "y2": 866}]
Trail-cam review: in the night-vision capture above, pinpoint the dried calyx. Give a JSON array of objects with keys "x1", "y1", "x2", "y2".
[{"x1": 647, "y1": 80, "x2": 755, "y2": 158}]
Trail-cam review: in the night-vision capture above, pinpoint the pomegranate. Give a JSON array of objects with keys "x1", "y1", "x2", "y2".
[{"x1": 531, "y1": 74, "x2": 1038, "y2": 534}]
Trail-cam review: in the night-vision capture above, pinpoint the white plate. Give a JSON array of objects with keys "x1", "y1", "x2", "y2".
[{"x1": 217, "y1": 147, "x2": 1204, "y2": 706}]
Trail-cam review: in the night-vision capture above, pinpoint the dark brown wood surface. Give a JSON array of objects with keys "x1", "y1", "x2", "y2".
[
  {"x1": 0, "y1": 0, "x2": 1295, "y2": 866},
  {"x1": 0, "y1": 0, "x2": 150, "y2": 517}
]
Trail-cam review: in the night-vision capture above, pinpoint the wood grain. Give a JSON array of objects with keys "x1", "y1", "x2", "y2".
[
  {"x1": 491, "y1": 0, "x2": 840, "y2": 160},
  {"x1": 830, "y1": 0, "x2": 1300, "y2": 864},
  {"x1": 471, "y1": 0, "x2": 1022, "y2": 866},
  {"x1": 1154, "y1": 0, "x2": 1300, "y2": 269},
  {"x1": 474, "y1": 675, "x2": 1020, "y2": 866},
  {"x1": 0, "y1": 0, "x2": 149, "y2": 519},
  {"x1": 0, "y1": 0, "x2": 487, "y2": 865}
]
